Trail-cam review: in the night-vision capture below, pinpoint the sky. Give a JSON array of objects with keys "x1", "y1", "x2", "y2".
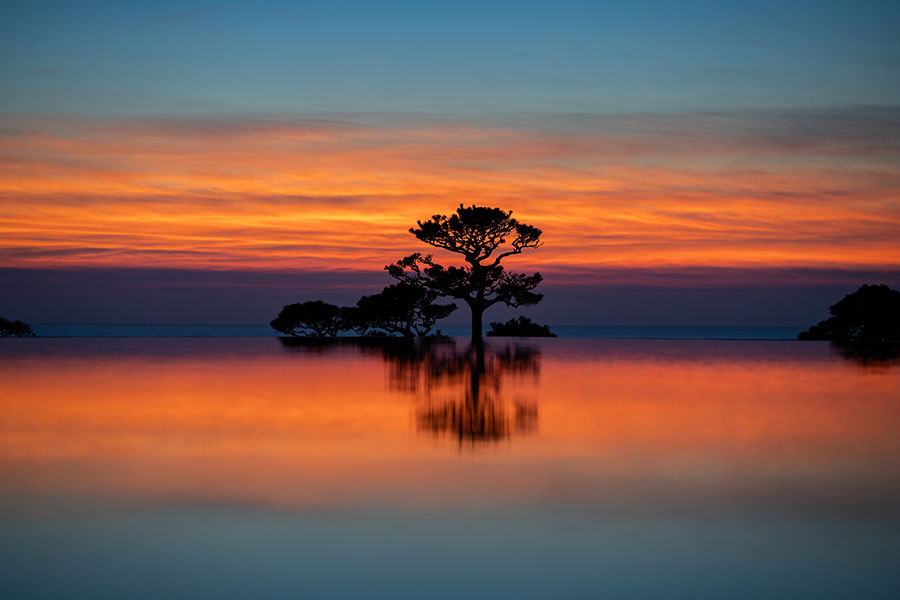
[{"x1": 1, "y1": 0, "x2": 899, "y2": 326}]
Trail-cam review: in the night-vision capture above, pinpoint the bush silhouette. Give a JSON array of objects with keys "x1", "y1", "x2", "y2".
[
  {"x1": 798, "y1": 284, "x2": 900, "y2": 342},
  {"x1": 272, "y1": 285, "x2": 456, "y2": 338},
  {"x1": 348, "y1": 283, "x2": 456, "y2": 337},
  {"x1": 486, "y1": 316, "x2": 556, "y2": 337},
  {"x1": 0, "y1": 317, "x2": 35, "y2": 337},
  {"x1": 270, "y1": 300, "x2": 344, "y2": 337}
]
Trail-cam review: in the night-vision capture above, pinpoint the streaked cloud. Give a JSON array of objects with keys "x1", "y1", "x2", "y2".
[{"x1": 1, "y1": 108, "x2": 898, "y2": 275}]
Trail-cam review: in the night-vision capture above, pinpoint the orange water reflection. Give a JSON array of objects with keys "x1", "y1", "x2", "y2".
[
  {"x1": 278, "y1": 338, "x2": 540, "y2": 444},
  {"x1": 1, "y1": 338, "x2": 898, "y2": 513}
]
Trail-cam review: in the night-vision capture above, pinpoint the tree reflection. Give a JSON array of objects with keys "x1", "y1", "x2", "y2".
[
  {"x1": 385, "y1": 340, "x2": 539, "y2": 444},
  {"x1": 277, "y1": 337, "x2": 540, "y2": 445},
  {"x1": 831, "y1": 342, "x2": 900, "y2": 370}
]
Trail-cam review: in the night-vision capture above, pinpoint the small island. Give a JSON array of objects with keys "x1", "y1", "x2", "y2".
[{"x1": 271, "y1": 204, "x2": 551, "y2": 341}]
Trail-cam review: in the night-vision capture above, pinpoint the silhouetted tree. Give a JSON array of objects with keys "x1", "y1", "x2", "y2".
[
  {"x1": 348, "y1": 283, "x2": 456, "y2": 337},
  {"x1": 486, "y1": 316, "x2": 556, "y2": 337},
  {"x1": 387, "y1": 205, "x2": 544, "y2": 343},
  {"x1": 0, "y1": 317, "x2": 35, "y2": 337},
  {"x1": 798, "y1": 284, "x2": 900, "y2": 342},
  {"x1": 270, "y1": 300, "x2": 344, "y2": 337}
]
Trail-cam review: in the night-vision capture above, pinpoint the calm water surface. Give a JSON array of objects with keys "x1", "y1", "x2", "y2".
[
  {"x1": 1, "y1": 338, "x2": 899, "y2": 599},
  {"x1": 31, "y1": 323, "x2": 804, "y2": 339}
]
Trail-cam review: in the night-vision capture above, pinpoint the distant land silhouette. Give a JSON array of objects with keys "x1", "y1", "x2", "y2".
[
  {"x1": 0, "y1": 316, "x2": 34, "y2": 337},
  {"x1": 798, "y1": 284, "x2": 900, "y2": 342}
]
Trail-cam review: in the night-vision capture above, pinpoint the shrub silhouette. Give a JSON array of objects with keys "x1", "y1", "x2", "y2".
[
  {"x1": 798, "y1": 284, "x2": 900, "y2": 342},
  {"x1": 272, "y1": 285, "x2": 456, "y2": 338},
  {"x1": 0, "y1": 317, "x2": 35, "y2": 337},
  {"x1": 387, "y1": 204, "x2": 544, "y2": 343},
  {"x1": 270, "y1": 300, "x2": 343, "y2": 337},
  {"x1": 486, "y1": 316, "x2": 556, "y2": 337}
]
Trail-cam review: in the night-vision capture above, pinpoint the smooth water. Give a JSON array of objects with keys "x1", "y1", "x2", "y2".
[
  {"x1": 30, "y1": 323, "x2": 805, "y2": 339},
  {"x1": 1, "y1": 338, "x2": 898, "y2": 599}
]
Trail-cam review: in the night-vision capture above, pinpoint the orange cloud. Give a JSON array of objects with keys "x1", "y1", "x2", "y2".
[{"x1": 1, "y1": 111, "x2": 898, "y2": 274}]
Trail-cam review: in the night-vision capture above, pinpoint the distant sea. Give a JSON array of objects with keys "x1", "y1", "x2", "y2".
[{"x1": 31, "y1": 323, "x2": 804, "y2": 340}]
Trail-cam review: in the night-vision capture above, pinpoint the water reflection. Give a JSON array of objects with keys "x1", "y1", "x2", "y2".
[
  {"x1": 2, "y1": 339, "x2": 900, "y2": 600},
  {"x1": 392, "y1": 341, "x2": 539, "y2": 445},
  {"x1": 279, "y1": 338, "x2": 540, "y2": 445},
  {"x1": 831, "y1": 341, "x2": 900, "y2": 369},
  {"x1": 4, "y1": 337, "x2": 900, "y2": 514}
]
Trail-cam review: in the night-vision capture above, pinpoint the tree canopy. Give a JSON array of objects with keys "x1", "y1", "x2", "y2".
[
  {"x1": 410, "y1": 205, "x2": 542, "y2": 267},
  {"x1": 270, "y1": 285, "x2": 457, "y2": 338},
  {"x1": 270, "y1": 300, "x2": 344, "y2": 337},
  {"x1": 798, "y1": 284, "x2": 900, "y2": 342},
  {"x1": 388, "y1": 204, "x2": 544, "y2": 342},
  {"x1": 347, "y1": 283, "x2": 456, "y2": 337}
]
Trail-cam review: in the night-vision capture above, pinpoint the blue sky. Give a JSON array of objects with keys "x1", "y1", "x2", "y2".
[{"x1": 3, "y1": 0, "x2": 898, "y2": 117}]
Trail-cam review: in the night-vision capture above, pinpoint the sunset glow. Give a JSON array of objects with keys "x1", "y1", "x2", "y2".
[{"x1": 2, "y1": 112, "x2": 898, "y2": 274}]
